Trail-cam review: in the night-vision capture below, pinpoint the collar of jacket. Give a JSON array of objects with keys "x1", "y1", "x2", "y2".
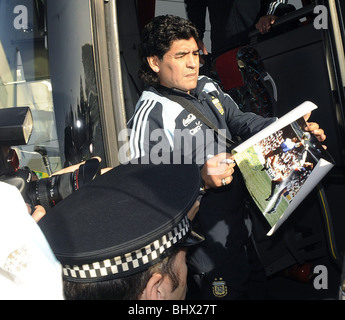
[{"x1": 155, "y1": 77, "x2": 211, "y2": 100}]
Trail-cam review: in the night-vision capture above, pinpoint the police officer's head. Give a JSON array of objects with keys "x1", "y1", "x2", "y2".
[{"x1": 39, "y1": 162, "x2": 203, "y2": 300}]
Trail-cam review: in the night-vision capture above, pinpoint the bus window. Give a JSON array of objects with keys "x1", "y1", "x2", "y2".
[
  {"x1": 0, "y1": 0, "x2": 60, "y2": 177},
  {"x1": 0, "y1": 0, "x2": 107, "y2": 176}
]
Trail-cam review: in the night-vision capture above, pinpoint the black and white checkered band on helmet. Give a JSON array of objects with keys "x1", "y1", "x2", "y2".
[{"x1": 62, "y1": 216, "x2": 190, "y2": 281}]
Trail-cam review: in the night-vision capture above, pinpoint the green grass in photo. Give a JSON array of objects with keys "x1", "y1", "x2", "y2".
[{"x1": 234, "y1": 146, "x2": 288, "y2": 227}]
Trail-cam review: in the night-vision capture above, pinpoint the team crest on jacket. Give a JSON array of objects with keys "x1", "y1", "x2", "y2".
[
  {"x1": 212, "y1": 278, "x2": 228, "y2": 298},
  {"x1": 211, "y1": 97, "x2": 224, "y2": 115}
]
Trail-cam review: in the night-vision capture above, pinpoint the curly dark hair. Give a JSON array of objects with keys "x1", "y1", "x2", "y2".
[{"x1": 139, "y1": 15, "x2": 199, "y2": 88}]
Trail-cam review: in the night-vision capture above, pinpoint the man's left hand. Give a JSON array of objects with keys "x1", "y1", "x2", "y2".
[
  {"x1": 255, "y1": 15, "x2": 277, "y2": 34},
  {"x1": 303, "y1": 112, "x2": 327, "y2": 147}
]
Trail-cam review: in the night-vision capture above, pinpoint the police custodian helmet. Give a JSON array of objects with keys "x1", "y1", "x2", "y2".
[{"x1": 38, "y1": 162, "x2": 203, "y2": 282}]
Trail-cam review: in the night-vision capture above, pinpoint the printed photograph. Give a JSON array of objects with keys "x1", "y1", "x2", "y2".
[{"x1": 234, "y1": 116, "x2": 332, "y2": 228}]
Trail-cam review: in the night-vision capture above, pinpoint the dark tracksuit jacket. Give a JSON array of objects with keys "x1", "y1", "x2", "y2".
[
  {"x1": 184, "y1": 0, "x2": 295, "y2": 56},
  {"x1": 128, "y1": 76, "x2": 275, "y2": 299}
]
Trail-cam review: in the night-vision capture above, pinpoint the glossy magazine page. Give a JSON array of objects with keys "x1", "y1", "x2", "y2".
[{"x1": 233, "y1": 101, "x2": 334, "y2": 235}]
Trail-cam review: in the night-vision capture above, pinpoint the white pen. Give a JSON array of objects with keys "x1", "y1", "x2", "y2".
[
  {"x1": 220, "y1": 159, "x2": 235, "y2": 164},
  {"x1": 207, "y1": 155, "x2": 235, "y2": 164}
]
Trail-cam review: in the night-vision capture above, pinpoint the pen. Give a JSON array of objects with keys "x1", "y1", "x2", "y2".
[{"x1": 220, "y1": 159, "x2": 235, "y2": 164}]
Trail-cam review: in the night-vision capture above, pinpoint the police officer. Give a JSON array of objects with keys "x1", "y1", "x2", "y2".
[{"x1": 39, "y1": 162, "x2": 204, "y2": 300}]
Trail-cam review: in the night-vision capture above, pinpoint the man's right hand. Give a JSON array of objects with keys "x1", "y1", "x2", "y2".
[{"x1": 201, "y1": 153, "x2": 236, "y2": 189}]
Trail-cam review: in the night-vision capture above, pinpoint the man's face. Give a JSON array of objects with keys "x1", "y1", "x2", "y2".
[{"x1": 151, "y1": 37, "x2": 200, "y2": 92}]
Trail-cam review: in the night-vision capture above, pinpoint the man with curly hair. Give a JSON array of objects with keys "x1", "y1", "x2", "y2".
[{"x1": 127, "y1": 15, "x2": 326, "y2": 299}]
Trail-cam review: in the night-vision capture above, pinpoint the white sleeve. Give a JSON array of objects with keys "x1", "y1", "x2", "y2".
[{"x1": 0, "y1": 182, "x2": 64, "y2": 300}]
